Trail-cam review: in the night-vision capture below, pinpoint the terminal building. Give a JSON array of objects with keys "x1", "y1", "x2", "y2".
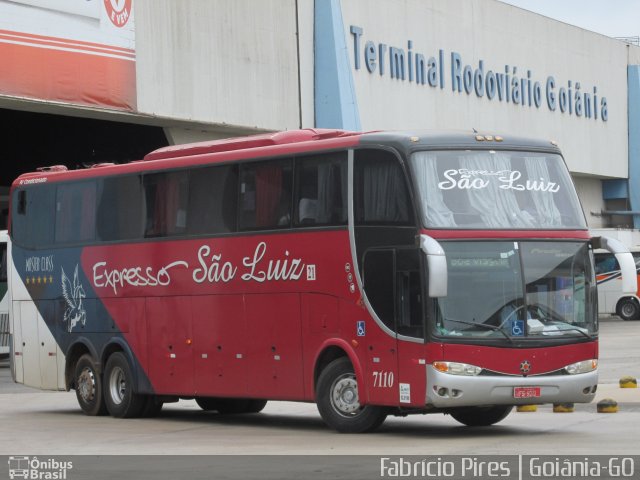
[{"x1": 1, "y1": 0, "x2": 639, "y2": 235}]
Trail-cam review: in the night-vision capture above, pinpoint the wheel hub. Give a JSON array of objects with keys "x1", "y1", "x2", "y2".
[
  {"x1": 77, "y1": 367, "x2": 96, "y2": 403},
  {"x1": 622, "y1": 303, "x2": 636, "y2": 317},
  {"x1": 331, "y1": 376, "x2": 360, "y2": 415},
  {"x1": 109, "y1": 366, "x2": 126, "y2": 405}
]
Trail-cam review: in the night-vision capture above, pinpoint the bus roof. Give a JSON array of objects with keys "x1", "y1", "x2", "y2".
[
  {"x1": 143, "y1": 129, "x2": 358, "y2": 161},
  {"x1": 11, "y1": 129, "x2": 562, "y2": 186}
]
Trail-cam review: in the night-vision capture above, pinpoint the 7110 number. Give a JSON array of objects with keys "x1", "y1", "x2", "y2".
[{"x1": 372, "y1": 370, "x2": 394, "y2": 388}]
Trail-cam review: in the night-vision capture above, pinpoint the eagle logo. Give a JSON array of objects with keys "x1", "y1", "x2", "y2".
[{"x1": 62, "y1": 265, "x2": 87, "y2": 332}]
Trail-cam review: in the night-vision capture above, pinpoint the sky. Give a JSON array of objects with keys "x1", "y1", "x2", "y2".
[{"x1": 496, "y1": 0, "x2": 640, "y2": 39}]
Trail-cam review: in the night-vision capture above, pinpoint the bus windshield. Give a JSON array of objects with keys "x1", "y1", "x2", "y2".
[
  {"x1": 433, "y1": 241, "x2": 597, "y2": 340},
  {"x1": 409, "y1": 150, "x2": 586, "y2": 229}
]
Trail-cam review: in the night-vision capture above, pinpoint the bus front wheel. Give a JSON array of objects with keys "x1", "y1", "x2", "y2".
[
  {"x1": 449, "y1": 405, "x2": 513, "y2": 427},
  {"x1": 617, "y1": 298, "x2": 640, "y2": 321},
  {"x1": 74, "y1": 354, "x2": 107, "y2": 416},
  {"x1": 103, "y1": 352, "x2": 146, "y2": 418},
  {"x1": 316, "y1": 357, "x2": 387, "y2": 433}
]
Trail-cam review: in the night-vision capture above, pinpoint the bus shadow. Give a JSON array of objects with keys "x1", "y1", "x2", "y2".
[
  {"x1": 36, "y1": 407, "x2": 569, "y2": 439},
  {"x1": 160, "y1": 409, "x2": 329, "y2": 431}
]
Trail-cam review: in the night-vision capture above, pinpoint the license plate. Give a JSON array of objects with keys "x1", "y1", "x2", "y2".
[{"x1": 513, "y1": 387, "x2": 541, "y2": 398}]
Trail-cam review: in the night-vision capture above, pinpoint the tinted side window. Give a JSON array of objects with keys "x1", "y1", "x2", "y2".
[
  {"x1": 187, "y1": 165, "x2": 238, "y2": 235},
  {"x1": 363, "y1": 249, "x2": 395, "y2": 331},
  {"x1": 55, "y1": 181, "x2": 97, "y2": 243},
  {"x1": 97, "y1": 175, "x2": 145, "y2": 241},
  {"x1": 12, "y1": 186, "x2": 56, "y2": 248},
  {"x1": 355, "y1": 150, "x2": 413, "y2": 225},
  {"x1": 144, "y1": 171, "x2": 189, "y2": 238},
  {"x1": 294, "y1": 153, "x2": 347, "y2": 227},
  {"x1": 239, "y1": 159, "x2": 292, "y2": 230},
  {"x1": 594, "y1": 253, "x2": 619, "y2": 274}
]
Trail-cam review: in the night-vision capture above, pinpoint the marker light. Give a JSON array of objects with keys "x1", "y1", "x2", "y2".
[
  {"x1": 564, "y1": 359, "x2": 598, "y2": 375},
  {"x1": 433, "y1": 361, "x2": 482, "y2": 376}
]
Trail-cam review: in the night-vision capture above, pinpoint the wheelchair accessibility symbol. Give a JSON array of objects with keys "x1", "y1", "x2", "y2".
[
  {"x1": 511, "y1": 319, "x2": 524, "y2": 337},
  {"x1": 357, "y1": 320, "x2": 366, "y2": 337}
]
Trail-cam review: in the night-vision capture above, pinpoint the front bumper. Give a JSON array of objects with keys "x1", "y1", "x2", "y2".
[{"x1": 426, "y1": 365, "x2": 598, "y2": 408}]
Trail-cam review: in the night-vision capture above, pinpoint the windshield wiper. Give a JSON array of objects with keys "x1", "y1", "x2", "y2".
[
  {"x1": 528, "y1": 307, "x2": 593, "y2": 340},
  {"x1": 444, "y1": 318, "x2": 514, "y2": 344},
  {"x1": 540, "y1": 326, "x2": 593, "y2": 340},
  {"x1": 559, "y1": 327, "x2": 592, "y2": 339}
]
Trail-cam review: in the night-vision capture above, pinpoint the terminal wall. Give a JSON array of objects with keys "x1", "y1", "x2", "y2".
[
  {"x1": 134, "y1": 0, "x2": 302, "y2": 131},
  {"x1": 339, "y1": 0, "x2": 630, "y2": 179}
]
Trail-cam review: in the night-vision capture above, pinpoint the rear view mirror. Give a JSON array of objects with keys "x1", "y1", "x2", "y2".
[{"x1": 420, "y1": 235, "x2": 447, "y2": 297}]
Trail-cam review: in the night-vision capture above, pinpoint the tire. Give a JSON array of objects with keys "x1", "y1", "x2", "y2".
[
  {"x1": 74, "y1": 354, "x2": 107, "y2": 416},
  {"x1": 617, "y1": 298, "x2": 640, "y2": 321},
  {"x1": 244, "y1": 399, "x2": 268, "y2": 413},
  {"x1": 103, "y1": 352, "x2": 146, "y2": 418},
  {"x1": 140, "y1": 396, "x2": 164, "y2": 418},
  {"x1": 196, "y1": 397, "x2": 219, "y2": 411},
  {"x1": 215, "y1": 398, "x2": 261, "y2": 414},
  {"x1": 196, "y1": 397, "x2": 267, "y2": 414},
  {"x1": 449, "y1": 405, "x2": 513, "y2": 427},
  {"x1": 316, "y1": 357, "x2": 388, "y2": 433}
]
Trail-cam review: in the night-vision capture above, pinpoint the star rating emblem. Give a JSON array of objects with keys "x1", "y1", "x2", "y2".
[{"x1": 25, "y1": 275, "x2": 53, "y2": 285}]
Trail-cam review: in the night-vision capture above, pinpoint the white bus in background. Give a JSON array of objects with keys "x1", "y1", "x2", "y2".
[
  {"x1": 0, "y1": 230, "x2": 8, "y2": 358},
  {"x1": 590, "y1": 229, "x2": 640, "y2": 321}
]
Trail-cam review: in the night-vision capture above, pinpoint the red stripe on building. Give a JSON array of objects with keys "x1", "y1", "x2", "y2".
[{"x1": 0, "y1": 40, "x2": 136, "y2": 111}]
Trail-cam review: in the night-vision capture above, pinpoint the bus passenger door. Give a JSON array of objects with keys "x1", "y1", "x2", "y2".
[
  {"x1": 362, "y1": 248, "x2": 426, "y2": 407},
  {"x1": 362, "y1": 250, "x2": 399, "y2": 406},
  {"x1": 394, "y1": 249, "x2": 428, "y2": 409}
]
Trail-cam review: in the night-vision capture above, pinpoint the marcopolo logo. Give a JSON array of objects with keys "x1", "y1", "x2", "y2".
[{"x1": 8, "y1": 456, "x2": 73, "y2": 480}]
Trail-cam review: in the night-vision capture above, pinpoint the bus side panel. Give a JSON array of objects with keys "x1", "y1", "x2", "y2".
[
  {"x1": 17, "y1": 300, "x2": 63, "y2": 390},
  {"x1": 102, "y1": 297, "x2": 148, "y2": 391},
  {"x1": 596, "y1": 274, "x2": 620, "y2": 315},
  {"x1": 19, "y1": 301, "x2": 41, "y2": 388},
  {"x1": 192, "y1": 294, "x2": 246, "y2": 397},
  {"x1": 147, "y1": 296, "x2": 195, "y2": 395},
  {"x1": 336, "y1": 299, "x2": 380, "y2": 405},
  {"x1": 301, "y1": 293, "x2": 339, "y2": 400},
  {"x1": 245, "y1": 293, "x2": 304, "y2": 400},
  {"x1": 396, "y1": 340, "x2": 428, "y2": 408},
  {"x1": 37, "y1": 300, "x2": 62, "y2": 390},
  {"x1": 11, "y1": 300, "x2": 24, "y2": 383}
]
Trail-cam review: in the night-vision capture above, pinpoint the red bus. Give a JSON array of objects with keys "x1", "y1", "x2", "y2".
[{"x1": 8, "y1": 129, "x2": 636, "y2": 432}]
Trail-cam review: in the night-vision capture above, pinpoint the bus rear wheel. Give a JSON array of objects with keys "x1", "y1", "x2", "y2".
[
  {"x1": 449, "y1": 405, "x2": 513, "y2": 427},
  {"x1": 74, "y1": 354, "x2": 107, "y2": 416},
  {"x1": 103, "y1": 352, "x2": 145, "y2": 418},
  {"x1": 617, "y1": 298, "x2": 640, "y2": 321},
  {"x1": 316, "y1": 357, "x2": 387, "y2": 433}
]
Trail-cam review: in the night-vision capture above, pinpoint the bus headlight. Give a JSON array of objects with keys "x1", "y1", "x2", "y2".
[
  {"x1": 433, "y1": 361, "x2": 482, "y2": 376},
  {"x1": 564, "y1": 359, "x2": 598, "y2": 375}
]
